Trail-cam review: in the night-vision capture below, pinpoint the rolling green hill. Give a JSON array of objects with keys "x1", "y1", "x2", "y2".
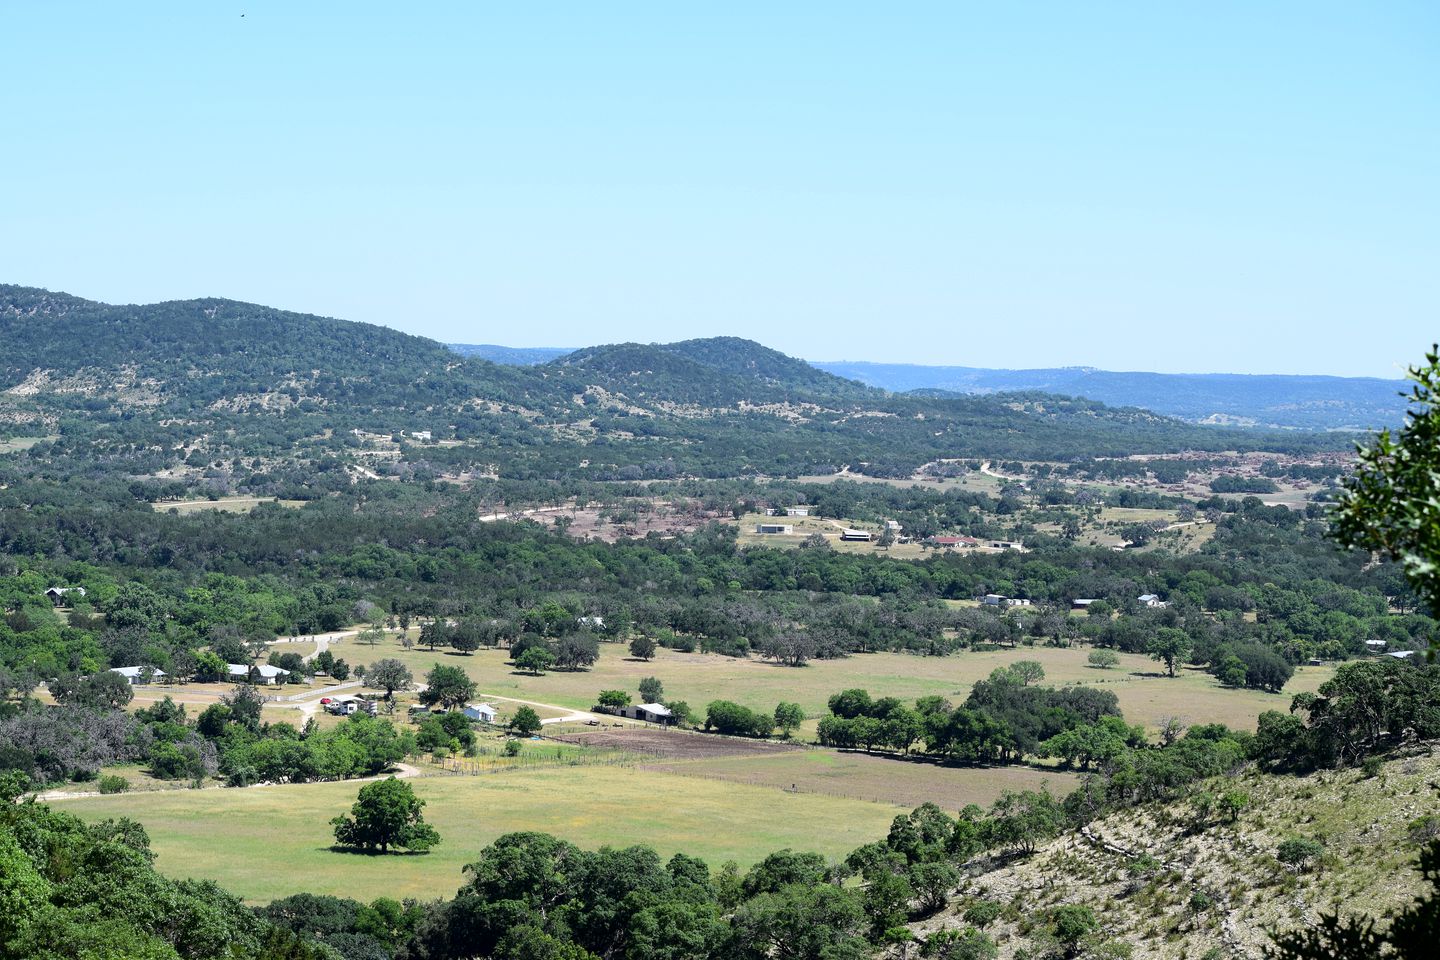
[{"x1": 0, "y1": 285, "x2": 1342, "y2": 487}]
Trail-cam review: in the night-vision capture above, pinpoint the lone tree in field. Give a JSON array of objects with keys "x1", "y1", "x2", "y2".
[
  {"x1": 629, "y1": 635, "x2": 657, "y2": 661},
  {"x1": 516, "y1": 647, "x2": 555, "y2": 676},
  {"x1": 366, "y1": 659, "x2": 413, "y2": 703},
  {"x1": 773, "y1": 702, "x2": 805, "y2": 739},
  {"x1": 509, "y1": 705, "x2": 542, "y2": 736},
  {"x1": 1146, "y1": 628, "x2": 1190, "y2": 677},
  {"x1": 1087, "y1": 649, "x2": 1119, "y2": 670},
  {"x1": 331, "y1": 777, "x2": 440, "y2": 854},
  {"x1": 419, "y1": 664, "x2": 475, "y2": 711},
  {"x1": 638, "y1": 676, "x2": 663, "y2": 703}
]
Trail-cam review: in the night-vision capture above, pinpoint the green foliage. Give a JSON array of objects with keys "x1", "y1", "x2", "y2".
[
  {"x1": 1335, "y1": 346, "x2": 1440, "y2": 628},
  {"x1": 509, "y1": 706, "x2": 542, "y2": 736},
  {"x1": 773, "y1": 702, "x2": 805, "y2": 738},
  {"x1": 963, "y1": 900, "x2": 1003, "y2": 930},
  {"x1": 0, "y1": 793, "x2": 329, "y2": 959},
  {"x1": 703, "y1": 700, "x2": 774, "y2": 738},
  {"x1": 97, "y1": 774, "x2": 129, "y2": 794},
  {"x1": 921, "y1": 926, "x2": 998, "y2": 959},
  {"x1": 1086, "y1": 649, "x2": 1119, "y2": 669},
  {"x1": 419, "y1": 664, "x2": 476, "y2": 712},
  {"x1": 1145, "y1": 628, "x2": 1191, "y2": 677},
  {"x1": 364, "y1": 659, "x2": 413, "y2": 701},
  {"x1": 596, "y1": 689, "x2": 631, "y2": 709},
  {"x1": 629, "y1": 635, "x2": 658, "y2": 661},
  {"x1": 517, "y1": 647, "x2": 556, "y2": 676},
  {"x1": 638, "y1": 676, "x2": 663, "y2": 703},
  {"x1": 1276, "y1": 835, "x2": 1324, "y2": 870},
  {"x1": 330, "y1": 777, "x2": 440, "y2": 854}
]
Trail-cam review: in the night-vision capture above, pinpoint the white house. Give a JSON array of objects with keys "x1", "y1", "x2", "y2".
[
  {"x1": 981, "y1": 594, "x2": 1008, "y2": 605},
  {"x1": 884, "y1": 520, "x2": 903, "y2": 531},
  {"x1": 785, "y1": 506, "x2": 811, "y2": 517},
  {"x1": 840, "y1": 528, "x2": 872, "y2": 542},
  {"x1": 226, "y1": 663, "x2": 290, "y2": 685},
  {"x1": 1138, "y1": 594, "x2": 1167, "y2": 608},
  {"x1": 987, "y1": 540, "x2": 1025, "y2": 551},
  {"x1": 110, "y1": 666, "x2": 166, "y2": 685},
  {"x1": 1364, "y1": 639, "x2": 1388, "y2": 651},
  {"x1": 45, "y1": 586, "x2": 87, "y2": 605},
  {"x1": 463, "y1": 703, "x2": 498, "y2": 723},
  {"x1": 1072, "y1": 598, "x2": 1100, "y2": 609},
  {"x1": 620, "y1": 702, "x2": 672, "y2": 724},
  {"x1": 411, "y1": 430, "x2": 432, "y2": 441},
  {"x1": 577, "y1": 615, "x2": 606, "y2": 630},
  {"x1": 755, "y1": 523, "x2": 793, "y2": 535}
]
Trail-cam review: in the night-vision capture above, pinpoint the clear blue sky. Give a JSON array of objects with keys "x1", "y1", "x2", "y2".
[{"x1": 2, "y1": 3, "x2": 1435, "y2": 377}]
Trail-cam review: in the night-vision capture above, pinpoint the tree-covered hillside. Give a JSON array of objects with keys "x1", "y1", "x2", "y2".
[{"x1": 0, "y1": 285, "x2": 1341, "y2": 486}]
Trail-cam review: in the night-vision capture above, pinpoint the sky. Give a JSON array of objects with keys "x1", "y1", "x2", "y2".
[{"x1": 1, "y1": 3, "x2": 1435, "y2": 378}]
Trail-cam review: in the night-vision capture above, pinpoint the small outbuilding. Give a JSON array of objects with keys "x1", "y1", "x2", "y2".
[
  {"x1": 755, "y1": 523, "x2": 793, "y2": 535},
  {"x1": 45, "y1": 586, "x2": 87, "y2": 605},
  {"x1": 840, "y1": 528, "x2": 872, "y2": 542},
  {"x1": 620, "y1": 702, "x2": 673, "y2": 724},
  {"x1": 227, "y1": 663, "x2": 290, "y2": 685},
  {"x1": 463, "y1": 702, "x2": 498, "y2": 723},
  {"x1": 110, "y1": 666, "x2": 166, "y2": 685},
  {"x1": 1138, "y1": 594, "x2": 1168, "y2": 608}
]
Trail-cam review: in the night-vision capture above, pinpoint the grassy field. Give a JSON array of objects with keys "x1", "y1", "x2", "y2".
[
  {"x1": 641, "y1": 750, "x2": 1079, "y2": 810},
  {"x1": 0, "y1": 435, "x2": 53, "y2": 453},
  {"x1": 151, "y1": 496, "x2": 307, "y2": 514},
  {"x1": 62, "y1": 765, "x2": 906, "y2": 903},
  {"x1": 334, "y1": 637, "x2": 1331, "y2": 734}
]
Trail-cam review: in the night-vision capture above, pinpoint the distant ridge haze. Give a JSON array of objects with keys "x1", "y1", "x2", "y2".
[{"x1": 450, "y1": 344, "x2": 1408, "y2": 432}]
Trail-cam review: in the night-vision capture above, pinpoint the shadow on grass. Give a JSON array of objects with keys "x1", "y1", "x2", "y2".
[{"x1": 324, "y1": 845, "x2": 433, "y2": 857}]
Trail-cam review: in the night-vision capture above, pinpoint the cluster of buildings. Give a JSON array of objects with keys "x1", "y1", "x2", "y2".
[{"x1": 109, "y1": 662, "x2": 292, "y2": 686}]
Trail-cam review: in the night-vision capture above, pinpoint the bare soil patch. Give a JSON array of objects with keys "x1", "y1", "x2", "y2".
[{"x1": 552, "y1": 727, "x2": 805, "y2": 761}]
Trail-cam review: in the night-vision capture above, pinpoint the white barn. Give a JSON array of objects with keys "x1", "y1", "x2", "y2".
[{"x1": 620, "y1": 702, "x2": 672, "y2": 724}]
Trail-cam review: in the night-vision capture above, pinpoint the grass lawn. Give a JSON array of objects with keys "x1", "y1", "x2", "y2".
[
  {"x1": 642, "y1": 750, "x2": 1079, "y2": 810},
  {"x1": 63, "y1": 765, "x2": 905, "y2": 903},
  {"x1": 336, "y1": 639, "x2": 1328, "y2": 734}
]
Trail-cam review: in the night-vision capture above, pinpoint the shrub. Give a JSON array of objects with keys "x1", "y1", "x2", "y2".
[
  {"x1": 1277, "y1": 835, "x2": 1324, "y2": 870},
  {"x1": 964, "y1": 900, "x2": 1003, "y2": 929},
  {"x1": 503, "y1": 740, "x2": 523, "y2": 758},
  {"x1": 97, "y1": 774, "x2": 128, "y2": 794},
  {"x1": 1087, "y1": 649, "x2": 1119, "y2": 670}
]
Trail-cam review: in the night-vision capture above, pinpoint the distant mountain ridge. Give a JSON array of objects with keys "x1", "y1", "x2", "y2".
[
  {"x1": 813, "y1": 361, "x2": 1408, "y2": 431},
  {"x1": 448, "y1": 344, "x2": 573, "y2": 365},
  {"x1": 451, "y1": 341, "x2": 1407, "y2": 431}
]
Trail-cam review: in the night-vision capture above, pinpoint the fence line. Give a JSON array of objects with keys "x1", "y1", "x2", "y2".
[{"x1": 426, "y1": 751, "x2": 639, "y2": 776}]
